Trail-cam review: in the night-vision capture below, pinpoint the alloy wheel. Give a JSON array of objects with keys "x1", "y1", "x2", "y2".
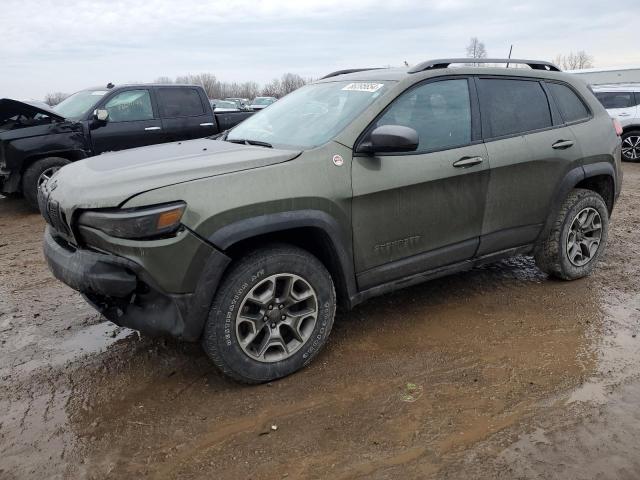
[
  {"x1": 566, "y1": 207, "x2": 602, "y2": 267},
  {"x1": 622, "y1": 135, "x2": 640, "y2": 161},
  {"x1": 37, "y1": 166, "x2": 61, "y2": 187},
  {"x1": 235, "y1": 273, "x2": 318, "y2": 363}
]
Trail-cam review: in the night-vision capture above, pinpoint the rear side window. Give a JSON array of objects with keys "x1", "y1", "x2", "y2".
[
  {"x1": 594, "y1": 91, "x2": 636, "y2": 109},
  {"x1": 157, "y1": 88, "x2": 205, "y2": 117},
  {"x1": 547, "y1": 83, "x2": 590, "y2": 122},
  {"x1": 477, "y1": 79, "x2": 552, "y2": 138},
  {"x1": 375, "y1": 79, "x2": 471, "y2": 152}
]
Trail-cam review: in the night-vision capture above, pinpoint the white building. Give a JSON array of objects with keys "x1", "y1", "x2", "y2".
[{"x1": 566, "y1": 66, "x2": 640, "y2": 85}]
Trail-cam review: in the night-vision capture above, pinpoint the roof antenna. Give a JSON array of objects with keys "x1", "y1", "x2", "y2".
[
  {"x1": 106, "y1": 82, "x2": 114, "y2": 89},
  {"x1": 506, "y1": 45, "x2": 513, "y2": 68}
]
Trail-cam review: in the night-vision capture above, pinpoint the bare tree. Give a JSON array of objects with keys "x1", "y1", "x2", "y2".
[
  {"x1": 43, "y1": 92, "x2": 69, "y2": 106},
  {"x1": 280, "y1": 73, "x2": 307, "y2": 96},
  {"x1": 553, "y1": 51, "x2": 594, "y2": 70},
  {"x1": 466, "y1": 37, "x2": 487, "y2": 65},
  {"x1": 154, "y1": 76, "x2": 173, "y2": 84},
  {"x1": 261, "y1": 78, "x2": 282, "y2": 97}
]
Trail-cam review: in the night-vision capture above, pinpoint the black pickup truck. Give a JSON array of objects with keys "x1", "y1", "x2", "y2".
[{"x1": 0, "y1": 84, "x2": 254, "y2": 208}]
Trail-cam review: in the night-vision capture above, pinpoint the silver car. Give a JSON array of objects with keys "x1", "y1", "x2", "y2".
[{"x1": 592, "y1": 84, "x2": 640, "y2": 161}]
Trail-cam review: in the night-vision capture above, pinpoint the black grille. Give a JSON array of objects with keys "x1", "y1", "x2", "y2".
[{"x1": 39, "y1": 187, "x2": 70, "y2": 236}]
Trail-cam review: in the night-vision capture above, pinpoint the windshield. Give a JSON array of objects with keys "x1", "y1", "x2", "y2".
[
  {"x1": 228, "y1": 81, "x2": 392, "y2": 149},
  {"x1": 252, "y1": 97, "x2": 274, "y2": 105},
  {"x1": 214, "y1": 101, "x2": 237, "y2": 109},
  {"x1": 54, "y1": 90, "x2": 107, "y2": 119}
]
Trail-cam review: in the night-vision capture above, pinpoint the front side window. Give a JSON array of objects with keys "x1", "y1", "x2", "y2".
[
  {"x1": 104, "y1": 90, "x2": 154, "y2": 122},
  {"x1": 477, "y1": 79, "x2": 552, "y2": 138},
  {"x1": 157, "y1": 88, "x2": 205, "y2": 117},
  {"x1": 594, "y1": 91, "x2": 635, "y2": 109},
  {"x1": 547, "y1": 83, "x2": 590, "y2": 123},
  {"x1": 228, "y1": 81, "x2": 392, "y2": 149},
  {"x1": 374, "y1": 79, "x2": 471, "y2": 153}
]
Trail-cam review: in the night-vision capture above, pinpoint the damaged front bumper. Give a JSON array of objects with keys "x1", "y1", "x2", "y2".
[{"x1": 43, "y1": 226, "x2": 230, "y2": 341}]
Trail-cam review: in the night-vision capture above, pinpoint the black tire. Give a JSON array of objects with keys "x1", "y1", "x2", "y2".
[
  {"x1": 22, "y1": 157, "x2": 70, "y2": 210},
  {"x1": 534, "y1": 188, "x2": 609, "y2": 280},
  {"x1": 202, "y1": 244, "x2": 336, "y2": 384},
  {"x1": 621, "y1": 130, "x2": 640, "y2": 162}
]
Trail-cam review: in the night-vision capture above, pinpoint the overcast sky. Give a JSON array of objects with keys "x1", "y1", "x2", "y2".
[{"x1": 2, "y1": 0, "x2": 638, "y2": 100}]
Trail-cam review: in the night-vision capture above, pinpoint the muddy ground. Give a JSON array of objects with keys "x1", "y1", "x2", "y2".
[{"x1": 1, "y1": 164, "x2": 639, "y2": 480}]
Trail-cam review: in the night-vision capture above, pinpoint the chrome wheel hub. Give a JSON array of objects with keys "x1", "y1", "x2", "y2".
[{"x1": 622, "y1": 135, "x2": 640, "y2": 161}]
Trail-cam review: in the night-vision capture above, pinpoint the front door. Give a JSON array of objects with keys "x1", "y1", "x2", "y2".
[
  {"x1": 90, "y1": 88, "x2": 162, "y2": 154},
  {"x1": 351, "y1": 78, "x2": 489, "y2": 290}
]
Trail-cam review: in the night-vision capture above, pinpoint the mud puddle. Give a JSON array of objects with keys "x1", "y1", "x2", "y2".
[{"x1": 1, "y1": 164, "x2": 640, "y2": 479}]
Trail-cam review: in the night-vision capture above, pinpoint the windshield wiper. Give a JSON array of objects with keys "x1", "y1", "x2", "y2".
[{"x1": 226, "y1": 138, "x2": 273, "y2": 148}]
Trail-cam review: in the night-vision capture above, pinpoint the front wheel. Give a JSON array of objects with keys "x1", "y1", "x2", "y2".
[
  {"x1": 21, "y1": 157, "x2": 70, "y2": 210},
  {"x1": 202, "y1": 244, "x2": 336, "y2": 383},
  {"x1": 534, "y1": 188, "x2": 609, "y2": 280}
]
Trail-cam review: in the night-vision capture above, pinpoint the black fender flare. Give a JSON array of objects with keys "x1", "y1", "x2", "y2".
[
  {"x1": 208, "y1": 209, "x2": 358, "y2": 307},
  {"x1": 538, "y1": 162, "x2": 616, "y2": 243}
]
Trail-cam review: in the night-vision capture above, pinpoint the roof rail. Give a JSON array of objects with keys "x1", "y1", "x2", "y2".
[
  {"x1": 321, "y1": 68, "x2": 384, "y2": 79},
  {"x1": 408, "y1": 58, "x2": 561, "y2": 73}
]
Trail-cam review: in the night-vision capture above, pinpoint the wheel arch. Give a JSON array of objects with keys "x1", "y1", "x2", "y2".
[
  {"x1": 20, "y1": 150, "x2": 87, "y2": 173},
  {"x1": 538, "y1": 163, "x2": 616, "y2": 244},
  {"x1": 208, "y1": 210, "x2": 358, "y2": 309}
]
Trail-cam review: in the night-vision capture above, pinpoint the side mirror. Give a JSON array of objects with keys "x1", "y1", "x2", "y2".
[
  {"x1": 357, "y1": 125, "x2": 419, "y2": 154},
  {"x1": 94, "y1": 109, "x2": 109, "y2": 122}
]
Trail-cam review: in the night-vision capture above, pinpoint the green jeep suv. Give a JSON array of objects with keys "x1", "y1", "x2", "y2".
[{"x1": 41, "y1": 58, "x2": 622, "y2": 383}]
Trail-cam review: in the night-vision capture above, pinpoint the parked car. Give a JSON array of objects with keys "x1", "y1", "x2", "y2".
[
  {"x1": 250, "y1": 96, "x2": 277, "y2": 110},
  {"x1": 224, "y1": 98, "x2": 250, "y2": 109},
  {"x1": 210, "y1": 99, "x2": 241, "y2": 112},
  {"x1": 42, "y1": 58, "x2": 622, "y2": 383},
  {"x1": 592, "y1": 84, "x2": 640, "y2": 161},
  {"x1": 0, "y1": 84, "x2": 254, "y2": 208}
]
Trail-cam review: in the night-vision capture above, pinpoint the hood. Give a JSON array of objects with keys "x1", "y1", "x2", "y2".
[
  {"x1": 46, "y1": 138, "x2": 301, "y2": 209},
  {"x1": 0, "y1": 98, "x2": 66, "y2": 123}
]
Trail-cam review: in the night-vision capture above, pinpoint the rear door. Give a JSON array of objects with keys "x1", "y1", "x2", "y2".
[
  {"x1": 351, "y1": 77, "x2": 490, "y2": 290},
  {"x1": 156, "y1": 87, "x2": 217, "y2": 141},
  {"x1": 89, "y1": 88, "x2": 162, "y2": 154},
  {"x1": 476, "y1": 77, "x2": 585, "y2": 255}
]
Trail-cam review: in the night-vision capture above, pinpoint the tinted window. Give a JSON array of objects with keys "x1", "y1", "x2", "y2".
[
  {"x1": 157, "y1": 88, "x2": 205, "y2": 117},
  {"x1": 104, "y1": 90, "x2": 154, "y2": 122},
  {"x1": 375, "y1": 79, "x2": 471, "y2": 152},
  {"x1": 594, "y1": 91, "x2": 635, "y2": 109},
  {"x1": 477, "y1": 79, "x2": 552, "y2": 137},
  {"x1": 548, "y1": 83, "x2": 590, "y2": 122}
]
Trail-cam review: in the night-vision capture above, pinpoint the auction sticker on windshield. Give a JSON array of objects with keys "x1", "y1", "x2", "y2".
[{"x1": 342, "y1": 82, "x2": 384, "y2": 92}]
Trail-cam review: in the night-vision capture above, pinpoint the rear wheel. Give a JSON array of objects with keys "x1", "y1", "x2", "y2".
[
  {"x1": 22, "y1": 157, "x2": 70, "y2": 210},
  {"x1": 202, "y1": 244, "x2": 336, "y2": 383},
  {"x1": 534, "y1": 188, "x2": 609, "y2": 280},
  {"x1": 621, "y1": 130, "x2": 640, "y2": 162}
]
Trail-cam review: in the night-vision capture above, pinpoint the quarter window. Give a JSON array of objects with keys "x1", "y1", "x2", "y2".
[
  {"x1": 374, "y1": 79, "x2": 471, "y2": 152},
  {"x1": 157, "y1": 88, "x2": 205, "y2": 117},
  {"x1": 548, "y1": 83, "x2": 590, "y2": 122},
  {"x1": 103, "y1": 90, "x2": 154, "y2": 122},
  {"x1": 477, "y1": 79, "x2": 552, "y2": 137},
  {"x1": 594, "y1": 91, "x2": 636, "y2": 109}
]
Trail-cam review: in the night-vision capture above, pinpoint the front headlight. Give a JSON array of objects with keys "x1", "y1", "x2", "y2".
[{"x1": 77, "y1": 201, "x2": 187, "y2": 240}]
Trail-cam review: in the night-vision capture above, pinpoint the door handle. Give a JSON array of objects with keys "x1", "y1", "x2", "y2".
[
  {"x1": 200, "y1": 122, "x2": 214, "y2": 127},
  {"x1": 453, "y1": 156, "x2": 484, "y2": 168},
  {"x1": 144, "y1": 126, "x2": 161, "y2": 131},
  {"x1": 618, "y1": 113, "x2": 630, "y2": 117},
  {"x1": 552, "y1": 139, "x2": 574, "y2": 149}
]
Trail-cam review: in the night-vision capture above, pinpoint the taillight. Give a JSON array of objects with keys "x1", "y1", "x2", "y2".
[{"x1": 613, "y1": 118, "x2": 623, "y2": 136}]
